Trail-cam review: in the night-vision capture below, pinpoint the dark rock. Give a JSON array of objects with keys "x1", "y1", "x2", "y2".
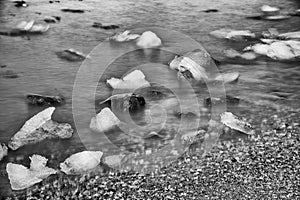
[
  {"x1": 99, "y1": 93, "x2": 146, "y2": 113},
  {"x1": 202, "y1": 9, "x2": 219, "y2": 13},
  {"x1": 49, "y1": 0, "x2": 53, "y2": 3},
  {"x1": 128, "y1": 94, "x2": 146, "y2": 112},
  {"x1": 181, "y1": 69, "x2": 194, "y2": 80},
  {"x1": 204, "y1": 95, "x2": 240, "y2": 107},
  {"x1": 52, "y1": 16, "x2": 61, "y2": 21},
  {"x1": 290, "y1": 12, "x2": 300, "y2": 17},
  {"x1": 0, "y1": 30, "x2": 26, "y2": 37},
  {"x1": 26, "y1": 93, "x2": 65, "y2": 105},
  {"x1": 61, "y1": 8, "x2": 85, "y2": 13},
  {"x1": 13, "y1": 1, "x2": 28, "y2": 8},
  {"x1": 144, "y1": 88, "x2": 166, "y2": 100},
  {"x1": 245, "y1": 15, "x2": 263, "y2": 20},
  {"x1": 212, "y1": 57, "x2": 221, "y2": 65},
  {"x1": 1, "y1": 65, "x2": 7, "y2": 68},
  {"x1": 92, "y1": 22, "x2": 119, "y2": 30},
  {"x1": 143, "y1": 131, "x2": 166, "y2": 139},
  {"x1": 0, "y1": 69, "x2": 19, "y2": 78},
  {"x1": 173, "y1": 110, "x2": 199, "y2": 119},
  {"x1": 56, "y1": 49, "x2": 87, "y2": 62},
  {"x1": 44, "y1": 17, "x2": 56, "y2": 23}
]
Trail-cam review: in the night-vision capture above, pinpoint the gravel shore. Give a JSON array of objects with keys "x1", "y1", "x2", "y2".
[{"x1": 5, "y1": 107, "x2": 300, "y2": 200}]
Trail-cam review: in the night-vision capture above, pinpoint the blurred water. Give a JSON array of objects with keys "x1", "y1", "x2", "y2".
[{"x1": 0, "y1": 0, "x2": 299, "y2": 195}]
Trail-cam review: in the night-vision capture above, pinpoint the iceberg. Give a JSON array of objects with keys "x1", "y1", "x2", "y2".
[
  {"x1": 106, "y1": 70, "x2": 150, "y2": 90},
  {"x1": 8, "y1": 107, "x2": 73, "y2": 150},
  {"x1": 210, "y1": 28, "x2": 255, "y2": 41},
  {"x1": 6, "y1": 155, "x2": 56, "y2": 190},
  {"x1": 110, "y1": 30, "x2": 140, "y2": 42},
  {"x1": 136, "y1": 31, "x2": 162, "y2": 48},
  {"x1": 220, "y1": 112, "x2": 254, "y2": 135},
  {"x1": 90, "y1": 107, "x2": 120, "y2": 133},
  {"x1": 60, "y1": 151, "x2": 103, "y2": 174}
]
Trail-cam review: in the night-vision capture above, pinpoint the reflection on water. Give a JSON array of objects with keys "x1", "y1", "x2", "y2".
[{"x1": 0, "y1": 0, "x2": 299, "y2": 195}]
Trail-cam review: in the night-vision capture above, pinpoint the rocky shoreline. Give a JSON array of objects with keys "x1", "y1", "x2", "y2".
[{"x1": 4, "y1": 107, "x2": 299, "y2": 199}]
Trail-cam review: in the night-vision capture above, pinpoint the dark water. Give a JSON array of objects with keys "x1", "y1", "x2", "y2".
[{"x1": 0, "y1": 0, "x2": 299, "y2": 195}]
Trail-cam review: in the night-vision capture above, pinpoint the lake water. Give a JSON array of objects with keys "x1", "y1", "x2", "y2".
[{"x1": 0, "y1": 0, "x2": 299, "y2": 196}]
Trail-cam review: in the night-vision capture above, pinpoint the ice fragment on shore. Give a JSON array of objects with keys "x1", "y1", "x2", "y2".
[
  {"x1": 60, "y1": 151, "x2": 103, "y2": 174},
  {"x1": 220, "y1": 112, "x2": 254, "y2": 135},
  {"x1": 6, "y1": 155, "x2": 56, "y2": 190}
]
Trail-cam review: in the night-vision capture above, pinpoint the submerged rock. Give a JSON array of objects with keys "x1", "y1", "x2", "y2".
[
  {"x1": 27, "y1": 93, "x2": 65, "y2": 105},
  {"x1": 6, "y1": 155, "x2": 56, "y2": 190},
  {"x1": 290, "y1": 9, "x2": 300, "y2": 17},
  {"x1": 60, "y1": 151, "x2": 103, "y2": 174},
  {"x1": 220, "y1": 112, "x2": 254, "y2": 135},
  {"x1": 56, "y1": 48, "x2": 89, "y2": 61},
  {"x1": 8, "y1": 107, "x2": 73, "y2": 150},
  {"x1": 210, "y1": 29, "x2": 255, "y2": 41},
  {"x1": 44, "y1": 16, "x2": 59, "y2": 23},
  {"x1": 136, "y1": 31, "x2": 162, "y2": 48},
  {"x1": 106, "y1": 70, "x2": 151, "y2": 90},
  {"x1": 13, "y1": 0, "x2": 28, "y2": 8},
  {"x1": 0, "y1": 69, "x2": 19, "y2": 78},
  {"x1": 204, "y1": 95, "x2": 240, "y2": 106},
  {"x1": 0, "y1": 143, "x2": 8, "y2": 161},
  {"x1": 110, "y1": 30, "x2": 140, "y2": 42},
  {"x1": 100, "y1": 93, "x2": 146, "y2": 113},
  {"x1": 92, "y1": 22, "x2": 119, "y2": 30},
  {"x1": 61, "y1": 8, "x2": 85, "y2": 13},
  {"x1": 143, "y1": 131, "x2": 166, "y2": 139},
  {"x1": 90, "y1": 107, "x2": 120, "y2": 133},
  {"x1": 52, "y1": 16, "x2": 61, "y2": 21},
  {"x1": 202, "y1": 9, "x2": 219, "y2": 13}
]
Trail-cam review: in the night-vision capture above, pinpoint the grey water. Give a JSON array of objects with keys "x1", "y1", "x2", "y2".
[{"x1": 0, "y1": 0, "x2": 299, "y2": 195}]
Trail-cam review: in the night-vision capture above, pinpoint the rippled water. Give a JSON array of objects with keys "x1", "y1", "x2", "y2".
[{"x1": 0, "y1": 0, "x2": 299, "y2": 195}]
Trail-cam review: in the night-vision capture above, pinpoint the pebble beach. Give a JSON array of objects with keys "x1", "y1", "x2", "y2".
[
  {"x1": 0, "y1": 0, "x2": 300, "y2": 199},
  {"x1": 4, "y1": 105, "x2": 299, "y2": 199}
]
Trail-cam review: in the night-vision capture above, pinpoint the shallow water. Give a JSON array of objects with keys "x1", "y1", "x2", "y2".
[{"x1": 0, "y1": 0, "x2": 299, "y2": 195}]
